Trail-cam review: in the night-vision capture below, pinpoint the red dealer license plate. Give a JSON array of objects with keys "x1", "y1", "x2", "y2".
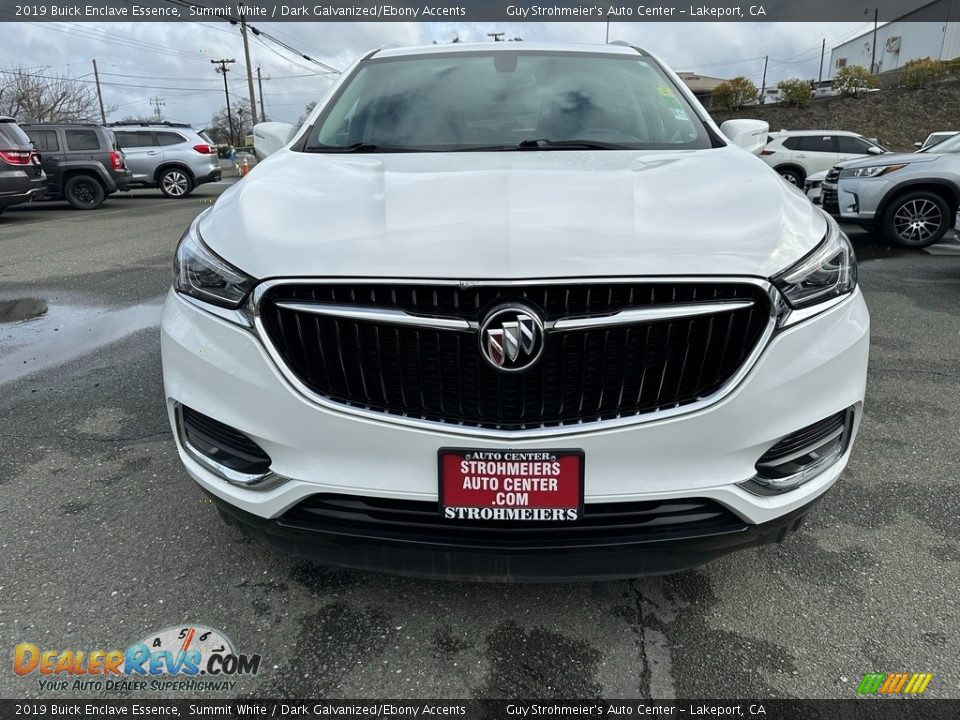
[{"x1": 439, "y1": 448, "x2": 584, "y2": 522}]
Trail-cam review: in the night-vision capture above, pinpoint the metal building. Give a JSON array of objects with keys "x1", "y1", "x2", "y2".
[{"x1": 829, "y1": 0, "x2": 960, "y2": 76}]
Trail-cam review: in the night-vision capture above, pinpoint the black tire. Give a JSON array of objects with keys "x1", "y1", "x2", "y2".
[
  {"x1": 64, "y1": 175, "x2": 105, "y2": 210},
  {"x1": 776, "y1": 166, "x2": 806, "y2": 186},
  {"x1": 881, "y1": 190, "x2": 952, "y2": 248},
  {"x1": 158, "y1": 167, "x2": 194, "y2": 198}
]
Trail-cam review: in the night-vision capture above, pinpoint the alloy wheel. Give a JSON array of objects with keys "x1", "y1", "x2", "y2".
[
  {"x1": 893, "y1": 198, "x2": 942, "y2": 244},
  {"x1": 73, "y1": 182, "x2": 95, "y2": 205},
  {"x1": 162, "y1": 171, "x2": 189, "y2": 197}
]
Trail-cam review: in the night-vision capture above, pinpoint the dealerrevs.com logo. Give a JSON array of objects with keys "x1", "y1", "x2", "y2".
[{"x1": 13, "y1": 625, "x2": 261, "y2": 693}]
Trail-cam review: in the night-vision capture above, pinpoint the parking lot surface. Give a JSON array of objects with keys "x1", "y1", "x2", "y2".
[{"x1": 1, "y1": 185, "x2": 959, "y2": 699}]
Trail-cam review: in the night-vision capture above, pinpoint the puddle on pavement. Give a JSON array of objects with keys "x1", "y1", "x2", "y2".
[
  {"x1": 0, "y1": 298, "x2": 48, "y2": 324},
  {"x1": 0, "y1": 297, "x2": 164, "y2": 386}
]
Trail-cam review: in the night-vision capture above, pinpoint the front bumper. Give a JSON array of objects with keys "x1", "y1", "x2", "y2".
[
  {"x1": 211, "y1": 489, "x2": 817, "y2": 581},
  {"x1": 821, "y1": 178, "x2": 888, "y2": 223},
  {"x1": 161, "y1": 285, "x2": 870, "y2": 577}
]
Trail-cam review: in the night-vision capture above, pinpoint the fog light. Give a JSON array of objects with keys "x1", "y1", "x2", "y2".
[{"x1": 741, "y1": 408, "x2": 854, "y2": 495}]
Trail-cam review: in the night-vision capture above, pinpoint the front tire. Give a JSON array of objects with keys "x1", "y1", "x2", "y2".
[
  {"x1": 64, "y1": 176, "x2": 105, "y2": 210},
  {"x1": 881, "y1": 191, "x2": 951, "y2": 248},
  {"x1": 159, "y1": 168, "x2": 193, "y2": 198},
  {"x1": 776, "y1": 166, "x2": 806, "y2": 186}
]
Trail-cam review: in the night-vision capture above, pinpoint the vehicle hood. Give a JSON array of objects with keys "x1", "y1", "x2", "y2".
[
  {"x1": 200, "y1": 147, "x2": 827, "y2": 280},
  {"x1": 836, "y1": 152, "x2": 940, "y2": 169}
]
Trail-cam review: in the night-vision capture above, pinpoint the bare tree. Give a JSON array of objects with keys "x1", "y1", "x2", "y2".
[
  {"x1": 296, "y1": 101, "x2": 316, "y2": 126},
  {"x1": 209, "y1": 99, "x2": 252, "y2": 145},
  {"x1": 0, "y1": 66, "x2": 104, "y2": 123}
]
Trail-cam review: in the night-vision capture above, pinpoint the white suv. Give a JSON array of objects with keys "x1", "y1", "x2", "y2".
[
  {"x1": 161, "y1": 43, "x2": 869, "y2": 581},
  {"x1": 761, "y1": 130, "x2": 886, "y2": 186}
]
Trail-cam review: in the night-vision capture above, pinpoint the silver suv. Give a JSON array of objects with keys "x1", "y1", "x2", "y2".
[
  {"x1": 110, "y1": 122, "x2": 221, "y2": 198},
  {"x1": 821, "y1": 132, "x2": 960, "y2": 247}
]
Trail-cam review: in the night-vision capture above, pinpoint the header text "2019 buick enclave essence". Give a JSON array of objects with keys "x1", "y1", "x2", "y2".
[{"x1": 161, "y1": 42, "x2": 869, "y2": 581}]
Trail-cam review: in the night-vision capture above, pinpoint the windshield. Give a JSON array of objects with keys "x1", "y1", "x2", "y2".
[
  {"x1": 922, "y1": 133, "x2": 960, "y2": 153},
  {"x1": 303, "y1": 51, "x2": 712, "y2": 152}
]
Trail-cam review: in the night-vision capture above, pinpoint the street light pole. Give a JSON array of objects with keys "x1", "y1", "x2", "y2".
[
  {"x1": 605, "y1": 16, "x2": 611, "y2": 43},
  {"x1": 865, "y1": 7, "x2": 879, "y2": 73}
]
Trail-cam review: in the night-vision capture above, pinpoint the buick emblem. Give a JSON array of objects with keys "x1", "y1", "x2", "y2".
[{"x1": 479, "y1": 304, "x2": 545, "y2": 372}]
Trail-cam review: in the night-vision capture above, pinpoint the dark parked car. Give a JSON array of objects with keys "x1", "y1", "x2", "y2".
[
  {"x1": 22, "y1": 123, "x2": 131, "y2": 209},
  {"x1": 0, "y1": 117, "x2": 46, "y2": 215}
]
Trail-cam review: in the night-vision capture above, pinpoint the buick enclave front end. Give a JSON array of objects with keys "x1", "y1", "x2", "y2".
[{"x1": 161, "y1": 42, "x2": 869, "y2": 581}]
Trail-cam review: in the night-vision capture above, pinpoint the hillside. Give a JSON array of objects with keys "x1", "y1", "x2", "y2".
[{"x1": 710, "y1": 80, "x2": 960, "y2": 152}]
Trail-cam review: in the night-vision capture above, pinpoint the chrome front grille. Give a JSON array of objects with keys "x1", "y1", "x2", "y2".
[{"x1": 256, "y1": 280, "x2": 772, "y2": 432}]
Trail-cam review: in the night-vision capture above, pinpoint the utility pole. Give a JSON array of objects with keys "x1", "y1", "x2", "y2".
[
  {"x1": 759, "y1": 55, "x2": 768, "y2": 104},
  {"x1": 865, "y1": 7, "x2": 879, "y2": 73},
  {"x1": 256, "y1": 66, "x2": 268, "y2": 122},
  {"x1": 605, "y1": 15, "x2": 611, "y2": 43},
  {"x1": 818, "y1": 38, "x2": 826, "y2": 84},
  {"x1": 91, "y1": 59, "x2": 106, "y2": 124},
  {"x1": 149, "y1": 96, "x2": 165, "y2": 121},
  {"x1": 487, "y1": 32, "x2": 505, "y2": 42},
  {"x1": 211, "y1": 58, "x2": 236, "y2": 144},
  {"x1": 238, "y1": 13, "x2": 259, "y2": 125}
]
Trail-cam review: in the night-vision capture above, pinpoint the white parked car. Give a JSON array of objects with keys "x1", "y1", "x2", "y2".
[
  {"x1": 162, "y1": 42, "x2": 869, "y2": 581},
  {"x1": 914, "y1": 131, "x2": 958, "y2": 151},
  {"x1": 761, "y1": 130, "x2": 887, "y2": 186}
]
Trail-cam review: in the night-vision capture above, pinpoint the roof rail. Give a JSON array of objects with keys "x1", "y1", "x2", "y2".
[
  {"x1": 608, "y1": 40, "x2": 648, "y2": 54},
  {"x1": 107, "y1": 120, "x2": 193, "y2": 128},
  {"x1": 21, "y1": 121, "x2": 101, "y2": 127}
]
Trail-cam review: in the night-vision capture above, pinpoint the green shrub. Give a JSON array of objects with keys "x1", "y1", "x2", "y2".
[
  {"x1": 777, "y1": 78, "x2": 813, "y2": 107},
  {"x1": 833, "y1": 65, "x2": 878, "y2": 96},
  {"x1": 711, "y1": 76, "x2": 758, "y2": 110},
  {"x1": 900, "y1": 57, "x2": 946, "y2": 88}
]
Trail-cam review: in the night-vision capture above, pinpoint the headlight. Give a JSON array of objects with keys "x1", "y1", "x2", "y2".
[
  {"x1": 773, "y1": 216, "x2": 857, "y2": 311},
  {"x1": 839, "y1": 163, "x2": 906, "y2": 179},
  {"x1": 173, "y1": 219, "x2": 256, "y2": 308}
]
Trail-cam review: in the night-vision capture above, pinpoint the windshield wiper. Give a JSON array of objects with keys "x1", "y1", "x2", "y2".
[
  {"x1": 515, "y1": 138, "x2": 631, "y2": 150},
  {"x1": 304, "y1": 143, "x2": 424, "y2": 153}
]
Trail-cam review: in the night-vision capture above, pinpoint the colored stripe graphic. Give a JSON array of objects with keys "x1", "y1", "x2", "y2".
[
  {"x1": 857, "y1": 673, "x2": 886, "y2": 694},
  {"x1": 857, "y1": 672, "x2": 933, "y2": 695}
]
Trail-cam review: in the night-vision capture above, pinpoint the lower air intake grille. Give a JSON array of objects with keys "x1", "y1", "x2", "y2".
[
  {"x1": 181, "y1": 406, "x2": 271, "y2": 474},
  {"x1": 280, "y1": 494, "x2": 746, "y2": 545},
  {"x1": 756, "y1": 408, "x2": 852, "y2": 480}
]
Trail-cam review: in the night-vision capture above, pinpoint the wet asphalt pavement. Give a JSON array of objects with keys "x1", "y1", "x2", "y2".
[{"x1": 0, "y1": 185, "x2": 959, "y2": 700}]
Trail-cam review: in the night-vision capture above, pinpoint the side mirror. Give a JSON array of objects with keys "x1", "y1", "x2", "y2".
[
  {"x1": 252, "y1": 122, "x2": 296, "y2": 160},
  {"x1": 719, "y1": 119, "x2": 770, "y2": 155},
  {"x1": 867, "y1": 146, "x2": 884, "y2": 155},
  {"x1": 914, "y1": 142, "x2": 923, "y2": 148}
]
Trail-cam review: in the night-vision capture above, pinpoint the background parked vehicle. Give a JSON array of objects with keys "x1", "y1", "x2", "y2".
[
  {"x1": 803, "y1": 170, "x2": 827, "y2": 205},
  {"x1": 760, "y1": 130, "x2": 887, "y2": 186},
  {"x1": 0, "y1": 117, "x2": 46, "y2": 215},
  {"x1": 822, "y1": 132, "x2": 960, "y2": 247},
  {"x1": 22, "y1": 123, "x2": 130, "y2": 210},
  {"x1": 914, "y1": 131, "x2": 958, "y2": 151},
  {"x1": 109, "y1": 121, "x2": 220, "y2": 198}
]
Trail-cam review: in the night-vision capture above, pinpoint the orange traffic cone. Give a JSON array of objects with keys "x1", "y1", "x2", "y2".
[{"x1": 240, "y1": 157, "x2": 250, "y2": 177}]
